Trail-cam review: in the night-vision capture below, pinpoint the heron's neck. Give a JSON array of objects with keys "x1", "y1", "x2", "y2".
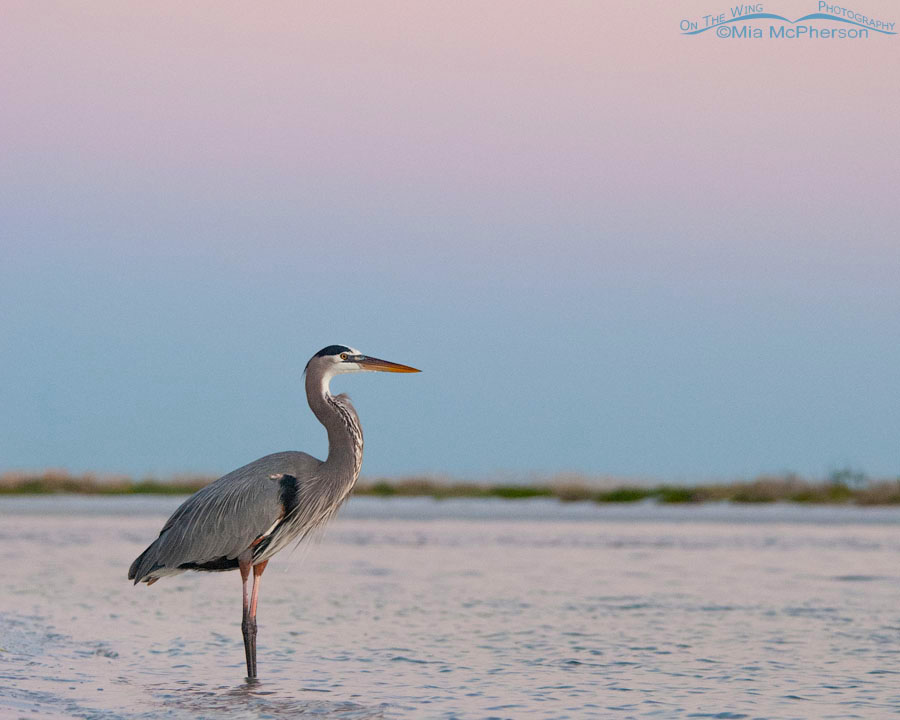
[{"x1": 306, "y1": 371, "x2": 364, "y2": 483}]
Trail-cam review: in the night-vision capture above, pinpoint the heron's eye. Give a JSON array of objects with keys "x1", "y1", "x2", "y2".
[{"x1": 340, "y1": 353, "x2": 348, "y2": 360}]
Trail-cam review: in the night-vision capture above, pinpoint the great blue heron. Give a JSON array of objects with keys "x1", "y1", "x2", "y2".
[{"x1": 128, "y1": 345, "x2": 420, "y2": 678}]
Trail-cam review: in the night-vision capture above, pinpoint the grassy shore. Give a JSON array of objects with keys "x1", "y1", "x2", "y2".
[{"x1": 2, "y1": 471, "x2": 899, "y2": 505}]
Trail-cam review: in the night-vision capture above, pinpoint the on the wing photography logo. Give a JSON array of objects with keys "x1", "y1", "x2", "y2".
[{"x1": 681, "y1": 2, "x2": 896, "y2": 38}]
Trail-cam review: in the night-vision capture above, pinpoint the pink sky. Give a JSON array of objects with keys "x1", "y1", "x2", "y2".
[{"x1": 3, "y1": 2, "x2": 897, "y2": 296}]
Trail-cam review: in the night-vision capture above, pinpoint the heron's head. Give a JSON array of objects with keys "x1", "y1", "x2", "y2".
[{"x1": 305, "y1": 345, "x2": 420, "y2": 379}]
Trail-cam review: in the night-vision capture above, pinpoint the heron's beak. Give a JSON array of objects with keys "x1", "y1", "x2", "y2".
[{"x1": 352, "y1": 355, "x2": 421, "y2": 373}]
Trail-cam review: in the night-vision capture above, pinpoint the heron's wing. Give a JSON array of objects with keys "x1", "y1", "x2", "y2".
[{"x1": 129, "y1": 451, "x2": 320, "y2": 582}]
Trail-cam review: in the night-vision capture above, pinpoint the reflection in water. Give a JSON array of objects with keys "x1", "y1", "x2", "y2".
[
  {"x1": 2, "y1": 497, "x2": 900, "y2": 718},
  {"x1": 151, "y1": 678, "x2": 384, "y2": 719}
]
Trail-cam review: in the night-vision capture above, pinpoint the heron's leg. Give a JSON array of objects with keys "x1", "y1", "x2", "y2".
[
  {"x1": 239, "y1": 557, "x2": 256, "y2": 679},
  {"x1": 246, "y1": 560, "x2": 268, "y2": 677}
]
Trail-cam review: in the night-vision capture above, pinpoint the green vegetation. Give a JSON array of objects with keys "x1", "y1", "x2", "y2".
[
  {"x1": 0, "y1": 472, "x2": 212, "y2": 496},
  {"x1": 3, "y1": 470, "x2": 900, "y2": 505},
  {"x1": 603, "y1": 488, "x2": 649, "y2": 502}
]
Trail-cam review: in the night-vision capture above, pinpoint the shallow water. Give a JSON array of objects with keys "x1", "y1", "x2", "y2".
[{"x1": 2, "y1": 497, "x2": 900, "y2": 719}]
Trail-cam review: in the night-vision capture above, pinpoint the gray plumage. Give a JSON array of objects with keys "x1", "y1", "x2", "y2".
[
  {"x1": 128, "y1": 451, "x2": 321, "y2": 582},
  {"x1": 126, "y1": 345, "x2": 419, "y2": 678}
]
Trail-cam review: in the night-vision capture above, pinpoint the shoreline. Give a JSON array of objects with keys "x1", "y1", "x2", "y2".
[{"x1": 2, "y1": 472, "x2": 899, "y2": 506}]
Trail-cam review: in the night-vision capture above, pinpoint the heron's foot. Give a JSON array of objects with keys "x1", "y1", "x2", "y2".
[{"x1": 241, "y1": 616, "x2": 258, "y2": 678}]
